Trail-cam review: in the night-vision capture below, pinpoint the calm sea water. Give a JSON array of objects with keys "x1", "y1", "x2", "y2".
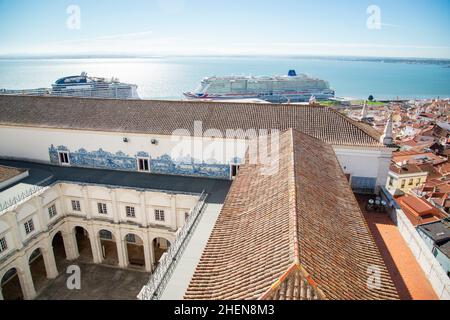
[{"x1": 0, "y1": 57, "x2": 449, "y2": 100}]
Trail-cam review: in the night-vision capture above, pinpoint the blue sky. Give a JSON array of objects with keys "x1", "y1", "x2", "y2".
[{"x1": 0, "y1": 0, "x2": 449, "y2": 58}]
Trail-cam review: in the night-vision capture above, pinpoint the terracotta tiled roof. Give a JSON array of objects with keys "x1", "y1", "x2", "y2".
[
  {"x1": 184, "y1": 129, "x2": 398, "y2": 300},
  {"x1": 417, "y1": 163, "x2": 442, "y2": 180},
  {"x1": 436, "y1": 161, "x2": 450, "y2": 176},
  {"x1": 393, "y1": 152, "x2": 447, "y2": 166},
  {"x1": 0, "y1": 95, "x2": 383, "y2": 147},
  {"x1": 389, "y1": 162, "x2": 425, "y2": 175},
  {"x1": 395, "y1": 194, "x2": 446, "y2": 227}
]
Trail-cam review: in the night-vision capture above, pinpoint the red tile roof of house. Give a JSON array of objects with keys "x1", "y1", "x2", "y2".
[
  {"x1": 393, "y1": 152, "x2": 447, "y2": 166},
  {"x1": 422, "y1": 178, "x2": 450, "y2": 193},
  {"x1": 436, "y1": 161, "x2": 450, "y2": 176},
  {"x1": 389, "y1": 162, "x2": 425, "y2": 175},
  {"x1": 395, "y1": 194, "x2": 446, "y2": 226},
  {"x1": 184, "y1": 129, "x2": 398, "y2": 300}
]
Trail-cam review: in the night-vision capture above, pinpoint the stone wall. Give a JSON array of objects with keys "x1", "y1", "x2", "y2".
[{"x1": 380, "y1": 187, "x2": 450, "y2": 300}]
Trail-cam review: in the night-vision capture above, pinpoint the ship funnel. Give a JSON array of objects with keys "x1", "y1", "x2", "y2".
[{"x1": 288, "y1": 70, "x2": 297, "y2": 76}]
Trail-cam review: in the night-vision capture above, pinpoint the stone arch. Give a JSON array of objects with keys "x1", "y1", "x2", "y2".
[
  {"x1": 73, "y1": 226, "x2": 93, "y2": 262},
  {"x1": 98, "y1": 229, "x2": 118, "y2": 266},
  {"x1": 27, "y1": 247, "x2": 48, "y2": 292},
  {"x1": 124, "y1": 233, "x2": 145, "y2": 269},
  {"x1": 51, "y1": 231, "x2": 67, "y2": 271},
  {"x1": 152, "y1": 236, "x2": 171, "y2": 267},
  {"x1": 0, "y1": 266, "x2": 24, "y2": 300}
]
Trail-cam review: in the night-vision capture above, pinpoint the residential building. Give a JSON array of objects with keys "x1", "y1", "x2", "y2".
[{"x1": 386, "y1": 162, "x2": 428, "y2": 195}]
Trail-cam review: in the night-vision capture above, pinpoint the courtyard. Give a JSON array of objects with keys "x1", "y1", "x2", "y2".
[{"x1": 36, "y1": 262, "x2": 150, "y2": 300}]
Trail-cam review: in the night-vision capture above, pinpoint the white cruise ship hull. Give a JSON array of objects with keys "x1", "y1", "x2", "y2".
[
  {"x1": 184, "y1": 70, "x2": 335, "y2": 103},
  {"x1": 183, "y1": 90, "x2": 335, "y2": 102}
]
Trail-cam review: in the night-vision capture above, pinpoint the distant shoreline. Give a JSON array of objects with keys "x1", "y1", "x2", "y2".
[{"x1": 0, "y1": 54, "x2": 449, "y2": 67}]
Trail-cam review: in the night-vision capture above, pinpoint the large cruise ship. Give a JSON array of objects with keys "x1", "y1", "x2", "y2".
[
  {"x1": 0, "y1": 72, "x2": 139, "y2": 99},
  {"x1": 51, "y1": 72, "x2": 139, "y2": 99},
  {"x1": 183, "y1": 70, "x2": 335, "y2": 102}
]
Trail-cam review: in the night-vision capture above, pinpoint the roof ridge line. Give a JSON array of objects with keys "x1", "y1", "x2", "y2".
[{"x1": 288, "y1": 129, "x2": 301, "y2": 265}]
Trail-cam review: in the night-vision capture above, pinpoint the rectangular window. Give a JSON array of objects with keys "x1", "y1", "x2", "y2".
[
  {"x1": 137, "y1": 158, "x2": 150, "y2": 172},
  {"x1": 231, "y1": 164, "x2": 240, "y2": 178},
  {"x1": 58, "y1": 151, "x2": 70, "y2": 165},
  {"x1": 0, "y1": 237, "x2": 7, "y2": 252},
  {"x1": 71, "y1": 200, "x2": 81, "y2": 212},
  {"x1": 388, "y1": 177, "x2": 393, "y2": 187},
  {"x1": 155, "y1": 209, "x2": 165, "y2": 222},
  {"x1": 98, "y1": 203, "x2": 108, "y2": 215},
  {"x1": 401, "y1": 180, "x2": 406, "y2": 188},
  {"x1": 408, "y1": 179, "x2": 414, "y2": 186},
  {"x1": 416, "y1": 179, "x2": 421, "y2": 186},
  {"x1": 24, "y1": 219, "x2": 35, "y2": 235},
  {"x1": 185, "y1": 212, "x2": 189, "y2": 221},
  {"x1": 48, "y1": 204, "x2": 57, "y2": 219},
  {"x1": 126, "y1": 206, "x2": 136, "y2": 218}
]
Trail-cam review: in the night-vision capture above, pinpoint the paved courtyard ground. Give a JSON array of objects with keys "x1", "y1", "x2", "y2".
[
  {"x1": 356, "y1": 195, "x2": 438, "y2": 300},
  {"x1": 36, "y1": 262, "x2": 150, "y2": 300}
]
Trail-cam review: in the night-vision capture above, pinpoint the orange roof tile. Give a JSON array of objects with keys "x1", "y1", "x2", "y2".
[
  {"x1": 395, "y1": 194, "x2": 446, "y2": 226},
  {"x1": 0, "y1": 95, "x2": 384, "y2": 147},
  {"x1": 185, "y1": 129, "x2": 398, "y2": 300}
]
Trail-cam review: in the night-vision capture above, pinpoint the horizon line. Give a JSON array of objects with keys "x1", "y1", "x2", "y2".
[{"x1": 0, "y1": 53, "x2": 450, "y2": 61}]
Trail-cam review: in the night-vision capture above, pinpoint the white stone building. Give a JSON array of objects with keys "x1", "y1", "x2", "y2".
[
  {"x1": 0, "y1": 165, "x2": 203, "y2": 300},
  {"x1": 0, "y1": 95, "x2": 398, "y2": 300}
]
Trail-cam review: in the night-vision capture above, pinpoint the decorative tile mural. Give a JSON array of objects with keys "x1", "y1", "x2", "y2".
[
  {"x1": 49, "y1": 145, "x2": 137, "y2": 170},
  {"x1": 48, "y1": 145, "x2": 235, "y2": 179},
  {"x1": 151, "y1": 154, "x2": 230, "y2": 178}
]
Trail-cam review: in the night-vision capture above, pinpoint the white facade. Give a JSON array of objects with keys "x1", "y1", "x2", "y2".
[
  {"x1": 0, "y1": 125, "x2": 393, "y2": 191},
  {"x1": 0, "y1": 181, "x2": 200, "y2": 300}
]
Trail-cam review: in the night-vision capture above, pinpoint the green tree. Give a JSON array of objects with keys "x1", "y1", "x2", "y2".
[{"x1": 368, "y1": 95, "x2": 374, "y2": 102}]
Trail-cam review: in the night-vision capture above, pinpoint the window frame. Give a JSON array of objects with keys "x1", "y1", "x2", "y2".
[
  {"x1": 24, "y1": 219, "x2": 35, "y2": 235},
  {"x1": 0, "y1": 236, "x2": 7, "y2": 252},
  {"x1": 99, "y1": 230, "x2": 113, "y2": 240},
  {"x1": 48, "y1": 204, "x2": 58, "y2": 219},
  {"x1": 58, "y1": 151, "x2": 70, "y2": 166},
  {"x1": 125, "y1": 205, "x2": 136, "y2": 218},
  {"x1": 388, "y1": 177, "x2": 394, "y2": 187},
  {"x1": 71, "y1": 199, "x2": 81, "y2": 212},
  {"x1": 230, "y1": 164, "x2": 240, "y2": 179},
  {"x1": 125, "y1": 234, "x2": 136, "y2": 243},
  {"x1": 137, "y1": 157, "x2": 150, "y2": 172},
  {"x1": 97, "y1": 202, "x2": 108, "y2": 215},
  {"x1": 154, "y1": 209, "x2": 165, "y2": 222}
]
